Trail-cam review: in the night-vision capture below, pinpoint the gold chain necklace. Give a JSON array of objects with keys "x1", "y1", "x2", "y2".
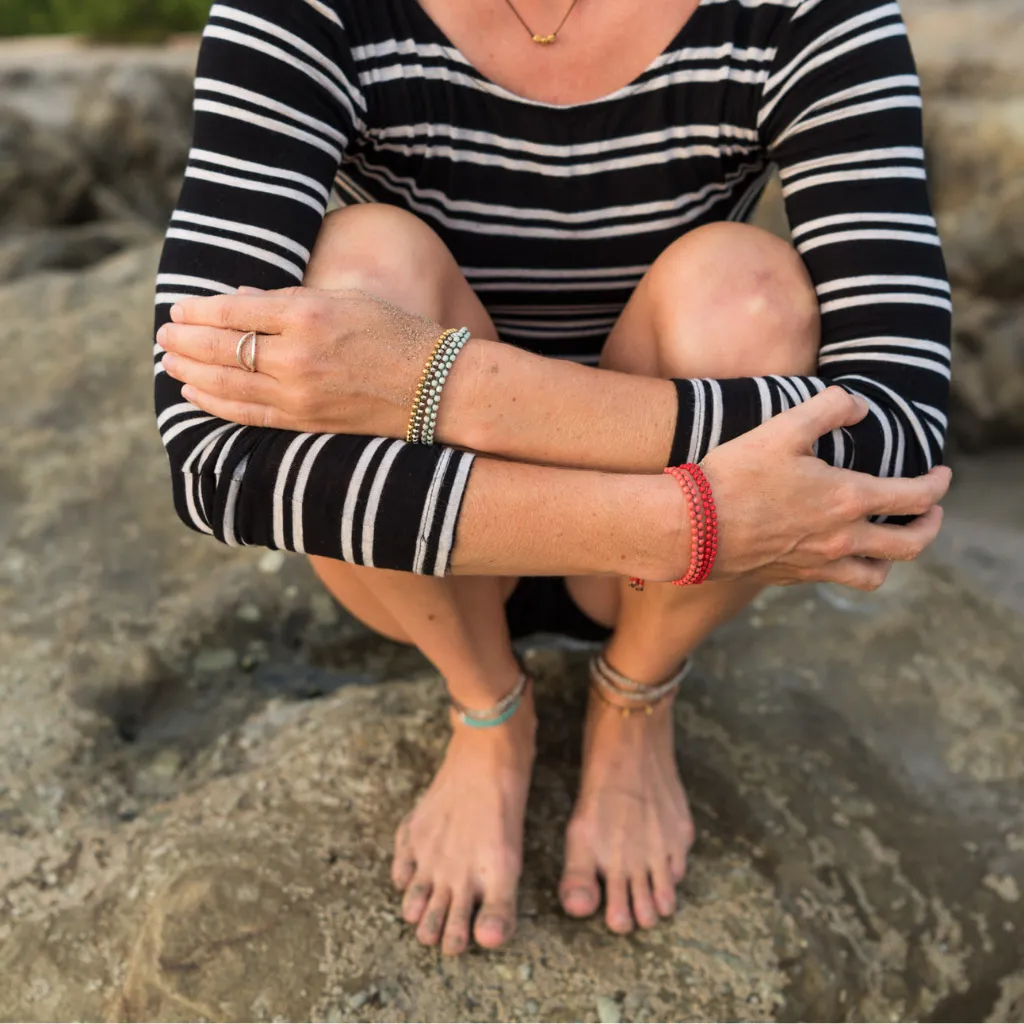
[{"x1": 501, "y1": 0, "x2": 583, "y2": 44}]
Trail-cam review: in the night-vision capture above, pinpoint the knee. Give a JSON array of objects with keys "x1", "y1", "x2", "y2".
[
  {"x1": 304, "y1": 204, "x2": 459, "y2": 319},
  {"x1": 647, "y1": 222, "x2": 820, "y2": 378}
]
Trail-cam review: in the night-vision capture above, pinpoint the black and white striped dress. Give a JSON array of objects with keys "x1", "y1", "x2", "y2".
[{"x1": 154, "y1": 0, "x2": 951, "y2": 573}]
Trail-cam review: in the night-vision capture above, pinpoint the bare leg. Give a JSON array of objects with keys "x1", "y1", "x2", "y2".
[
  {"x1": 305, "y1": 206, "x2": 530, "y2": 954},
  {"x1": 560, "y1": 223, "x2": 821, "y2": 932}
]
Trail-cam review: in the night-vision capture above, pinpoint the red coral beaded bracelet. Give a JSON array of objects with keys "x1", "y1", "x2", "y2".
[{"x1": 628, "y1": 463, "x2": 719, "y2": 592}]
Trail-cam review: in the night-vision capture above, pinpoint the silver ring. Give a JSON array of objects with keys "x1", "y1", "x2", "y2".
[{"x1": 236, "y1": 331, "x2": 258, "y2": 373}]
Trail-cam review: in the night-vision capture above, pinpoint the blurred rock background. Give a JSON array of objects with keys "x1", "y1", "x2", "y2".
[{"x1": 0, "y1": 3, "x2": 1022, "y2": 1022}]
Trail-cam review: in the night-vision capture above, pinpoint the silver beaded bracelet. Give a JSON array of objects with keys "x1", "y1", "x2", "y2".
[{"x1": 406, "y1": 326, "x2": 472, "y2": 445}]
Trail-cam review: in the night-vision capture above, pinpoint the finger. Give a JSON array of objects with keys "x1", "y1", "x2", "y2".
[
  {"x1": 160, "y1": 324, "x2": 283, "y2": 379},
  {"x1": 763, "y1": 386, "x2": 869, "y2": 451},
  {"x1": 823, "y1": 557, "x2": 893, "y2": 592},
  {"x1": 162, "y1": 352, "x2": 280, "y2": 406},
  {"x1": 847, "y1": 505, "x2": 944, "y2": 561},
  {"x1": 170, "y1": 293, "x2": 289, "y2": 334},
  {"x1": 175, "y1": 385, "x2": 283, "y2": 430},
  {"x1": 844, "y1": 465, "x2": 952, "y2": 519}
]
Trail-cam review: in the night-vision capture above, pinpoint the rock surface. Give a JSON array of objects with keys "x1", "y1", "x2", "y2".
[
  {"x1": 755, "y1": 0, "x2": 1024, "y2": 448},
  {"x1": 1, "y1": 245, "x2": 1023, "y2": 1022},
  {"x1": 0, "y1": 36, "x2": 195, "y2": 242}
]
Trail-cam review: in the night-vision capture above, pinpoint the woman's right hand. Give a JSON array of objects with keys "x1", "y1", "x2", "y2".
[{"x1": 699, "y1": 387, "x2": 951, "y2": 590}]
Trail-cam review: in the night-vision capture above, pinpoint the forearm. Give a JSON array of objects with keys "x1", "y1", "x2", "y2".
[
  {"x1": 450, "y1": 456, "x2": 688, "y2": 581},
  {"x1": 437, "y1": 339, "x2": 678, "y2": 474}
]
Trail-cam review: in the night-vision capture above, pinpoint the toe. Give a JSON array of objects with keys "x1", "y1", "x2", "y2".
[
  {"x1": 560, "y1": 869, "x2": 601, "y2": 918},
  {"x1": 669, "y1": 847, "x2": 689, "y2": 884},
  {"x1": 604, "y1": 874, "x2": 634, "y2": 934},
  {"x1": 651, "y1": 859, "x2": 677, "y2": 917},
  {"x1": 474, "y1": 897, "x2": 516, "y2": 948},
  {"x1": 630, "y1": 871, "x2": 659, "y2": 930},
  {"x1": 416, "y1": 885, "x2": 451, "y2": 946},
  {"x1": 401, "y1": 877, "x2": 432, "y2": 925},
  {"x1": 560, "y1": 820, "x2": 601, "y2": 918},
  {"x1": 441, "y1": 891, "x2": 475, "y2": 956},
  {"x1": 391, "y1": 820, "x2": 416, "y2": 890}
]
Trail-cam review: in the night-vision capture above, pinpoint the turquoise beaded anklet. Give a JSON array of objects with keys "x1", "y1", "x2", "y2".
[
  {"x1": 447, "y1": 671, "x2": 529, "y2": 729},
  {"x1": 406, "y1": 326, "x2": 472, "y2": 445}
]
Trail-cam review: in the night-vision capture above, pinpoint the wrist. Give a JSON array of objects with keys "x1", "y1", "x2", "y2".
[
  {"x1": 612, "y1": 472, "x2": 691, "y2": 582},
  {"x1": 433, "y1": 336, "x2": 505, "y2": 452}
]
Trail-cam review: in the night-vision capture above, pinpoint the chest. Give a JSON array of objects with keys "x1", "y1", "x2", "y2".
[{"x1": 416, "y1": 0, "x2": 703, "y2": 105}]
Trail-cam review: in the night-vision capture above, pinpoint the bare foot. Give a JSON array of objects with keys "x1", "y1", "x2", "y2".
[
  {"x1": 392, "y1": 686, "x2": 536, "y2": 954},
  {"x1": 559, "y1": 689, "x2": 694, "y2": 933}
]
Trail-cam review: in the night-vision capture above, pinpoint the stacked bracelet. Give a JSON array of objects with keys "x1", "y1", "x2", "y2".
[
  {"x1": 447, "y1": 671, "x2": 529, "y2": 729},
  {"x1": 628, "y1": 462, "x2": 719, "y2": 592},
  {"x1": 589, "y1": 653, "x2": 691, "y2": 717},
  {"x1": 406, "y1": 326, "x2": 472, "y2": 445}
]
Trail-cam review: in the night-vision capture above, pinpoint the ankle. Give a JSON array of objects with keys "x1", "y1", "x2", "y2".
[
  {"x1": 600, "y1": 641, "x2": 690, "y2": 688},
  {"x1": 448, "y1": 677, "x2": 537, "y2": 741}
]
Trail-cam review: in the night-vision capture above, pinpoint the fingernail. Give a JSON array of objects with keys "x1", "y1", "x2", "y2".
[
  {"x1": 237, "y1": 285, "x2": 265, "y2": 294},
  {"x1": 181, "y1": 384, "x2": 195, "y2": 402},
  {"x1": 170, "y1": 304, "x2": 183, "y2": 322},
  {"x1": 162, "y1": 353, "x2": 176, "y2": 372},
  {"x1": 853, "y1": 395, "x2": 869, "y2": 415},
  {"x1": 156, "y1": 324, "x2": 168, "y2": 345}
]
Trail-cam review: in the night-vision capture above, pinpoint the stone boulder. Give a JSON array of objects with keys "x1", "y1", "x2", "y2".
[
  {"x1": 903, "y1": 0, "x2": 1024, "y2": 448},
  {"x1": 0, "y1": 106, "x2": 94, "y2": 230},
  {"x1": 756, "y1": 0, "x2": 1024, "y2": 448},
  {"x1": 0, "y1": 37, "x2": 196, "y2": 234},
  {"x1": 0, "y1": 245, "x2": 1023, "y2": 1022}
]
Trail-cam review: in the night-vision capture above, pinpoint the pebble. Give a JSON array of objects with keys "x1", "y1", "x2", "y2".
[
  {"x1": 136, "y1": 748, "x2": 183, "y2": 790},
  {"x1": 983, "y1": 872, "x2": 1021, "y2": 903},
  {"x1": 347, "y1": 990, "x2": 369, "y2": 1010},
  {"x1": 310, "y1": 593, "x2": 341, "y2": 627},
  {"x1": 258, "y1": 550, "x2": 286, "y2": 574},
  {"x1": 523, "y1": 998, "x2": 540, "y2": 1017},
  {"x1": 517, "y1": 962, "x2": 533, "y2": 982},
  {"x1": 193, "y1": 647, "x2": 238, "y2": 673},
  {"x1": 236, "y1": 602, "x2": 262, "y2": 623},
  {"x1": 596, "y1": 995, "x2": 622, "y2": 1024}
]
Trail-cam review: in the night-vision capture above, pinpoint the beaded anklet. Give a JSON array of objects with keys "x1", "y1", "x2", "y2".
[
  {"x1": 406, "y1": 326, "x2": 472, "y2": 445},
  {"x1": 589, "y1": 654, "x2": 690, "y2": 717},
  {"x1": 628, "y1": 462, "x2": 718, "y2": 593},
  {"x1": 447, "y1": 671, "x2": 530, "y2": 729}
]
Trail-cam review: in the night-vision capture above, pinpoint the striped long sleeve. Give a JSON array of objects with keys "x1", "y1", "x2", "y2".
[
  {"x1": 669, "y1": 0, "x2": 951, "y2": 479},
  {"x1": 154, "y1": 0, "x2": 474, "y2": 573}
]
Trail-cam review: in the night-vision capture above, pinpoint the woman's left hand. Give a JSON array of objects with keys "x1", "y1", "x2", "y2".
[{"x1": 157, "y1": 286, "x2": 443, "y2": 436}]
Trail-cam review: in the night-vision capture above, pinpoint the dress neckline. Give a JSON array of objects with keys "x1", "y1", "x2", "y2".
[{"x1": 402, "y1": 0, "x2": 711, "y2": 110}]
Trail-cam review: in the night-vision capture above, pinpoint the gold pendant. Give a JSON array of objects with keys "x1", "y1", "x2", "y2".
[{"x1": 531, "y1": 33, "x2": 556, "y2": 44}]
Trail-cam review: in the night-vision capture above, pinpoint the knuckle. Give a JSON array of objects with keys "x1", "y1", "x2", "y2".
[
  {"x1": 826, "y1": 532, "x2": 853, "y2": 560},
  {"x1": 291, "y1": 386, "x2": 317, "y2": 415},
  {"x1": 204, "y1": 331, "x2": 221, "y2": 363},
  {"x1": 295, "y1": 299, "x2": 327, "y2": 333},
  {"x1": 834, "y1": 483, "x2": 865, "y2": 520},
  {"x1": 213, "y1": 367, "x2": 234, "y2": 394}
]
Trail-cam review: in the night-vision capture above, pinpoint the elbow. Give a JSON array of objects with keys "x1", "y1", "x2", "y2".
[{"x1": 168, "y1": 463, "x2": 220, "y2": 541}]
